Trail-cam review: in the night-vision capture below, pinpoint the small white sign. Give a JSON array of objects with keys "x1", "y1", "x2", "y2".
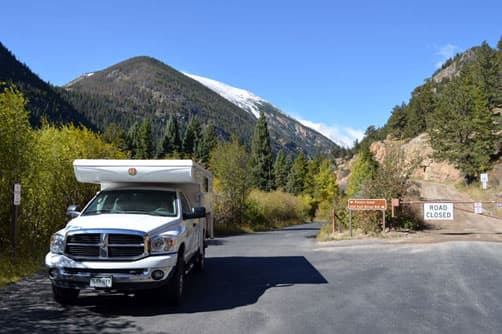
[
  {"x1": 13, "y1": 183, "x2": 21, "y2": 206},
  {"x1": 424, "y1": 203, "x2": 454, "y2": 220},
  {"x1": 482, "y1": 182, "x2": 487, "y2": 190},
  {"x1": 474, "y1": 202, "x2": 483, "y2": 214},
  {"x1": 480, "y1": 173, "x2": 488, "y2": 183}
]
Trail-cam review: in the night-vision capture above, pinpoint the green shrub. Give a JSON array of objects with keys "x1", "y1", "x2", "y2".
[
  {"x1": 245, "y1": 190, "x2": 311, "y2": 229},
  {"x1": 315, "y1": 200, "x2": 334, "y2": 222}
]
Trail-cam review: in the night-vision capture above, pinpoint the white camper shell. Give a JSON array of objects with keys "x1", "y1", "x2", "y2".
[
  {"x1": 73, "y1": 159, "x2": 213, "y2": 213},
  {"x1": 45, "y1": 159, "x2": 213, "y2": 306}
]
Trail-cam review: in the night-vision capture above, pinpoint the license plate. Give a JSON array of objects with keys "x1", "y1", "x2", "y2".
[{"x1": 90, "y1": 276, "x2": 112, "y2": 288}]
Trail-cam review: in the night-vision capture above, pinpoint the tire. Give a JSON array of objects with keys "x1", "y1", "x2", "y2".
[
  {"x1": 167, "y1": 255, "x2": 185, "y2": 305},
  {"x1": 52, "y1": 284, "x2": 79, "y2": 305},
  {"x1": 194, "y1": 247, "x2": 205, "y2": 273}
]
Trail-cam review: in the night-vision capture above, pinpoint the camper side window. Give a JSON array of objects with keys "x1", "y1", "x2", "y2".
[{"x1": 180, "y1": 193, "x2": 191, "y2": 214}]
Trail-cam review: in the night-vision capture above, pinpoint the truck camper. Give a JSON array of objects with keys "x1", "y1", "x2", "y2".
[{"x1": 45, "y1": 159, "x2": 213, "y2": 305}]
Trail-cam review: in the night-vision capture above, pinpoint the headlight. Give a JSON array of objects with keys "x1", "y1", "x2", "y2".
[
  {"x1": 50, "y1": 233, "x2": 65, "y2": 254},
  {"x1": 149, "y1": 235, "x2": 177, "y2": 254}
]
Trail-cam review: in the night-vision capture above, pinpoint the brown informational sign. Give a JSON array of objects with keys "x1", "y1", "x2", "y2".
[{"x1": 348, "y1": 198, "x2": 387, "y2": 210}]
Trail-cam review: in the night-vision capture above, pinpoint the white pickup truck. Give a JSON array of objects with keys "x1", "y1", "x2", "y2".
[{"x1": 45, "y1": 159, "x2": 213, "y2": 305}]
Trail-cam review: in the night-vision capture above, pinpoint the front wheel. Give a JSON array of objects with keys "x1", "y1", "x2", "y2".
[
  {"x1": 52, "y1": 285, "x2": 79, "y2": 305},
  {"x1": 167, "y1": 257, "x2": 185, "y2": 305}
]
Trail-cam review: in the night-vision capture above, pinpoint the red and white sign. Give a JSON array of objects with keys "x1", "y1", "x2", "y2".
[
  {"x1": 424, "y1": 203, "x2": 454, "y2": 220},
  {"x1": 474, "y1": 202, "x2": 483, "y2": 214}
]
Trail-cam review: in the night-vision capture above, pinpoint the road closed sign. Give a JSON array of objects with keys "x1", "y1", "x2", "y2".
[{"x1": 424, "y1": 203, "x2": 454, "y2": 220}]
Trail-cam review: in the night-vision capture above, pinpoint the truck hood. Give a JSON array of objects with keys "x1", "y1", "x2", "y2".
[{"x1": 65, "y1": 214, "x2": 178, "y2": 235}]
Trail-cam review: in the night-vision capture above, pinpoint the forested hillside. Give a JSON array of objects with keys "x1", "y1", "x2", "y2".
[
  {"x1": 63, "y1": 56, "x2": 340, "y2": 157},
  {"x1": 62, "y1": 56, "x2": 256, "y2": 146},
  {"x1": 358, "y1": 39, "x2": 502, "y2": 182},
  {"x1": 0, "y1": 42, "x2": 94, "y2": 129}
]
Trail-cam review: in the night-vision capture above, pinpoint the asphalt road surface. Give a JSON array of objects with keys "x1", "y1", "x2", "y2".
[{"x1": 1, "y1": 223, "x2": 502, "y2": 334}]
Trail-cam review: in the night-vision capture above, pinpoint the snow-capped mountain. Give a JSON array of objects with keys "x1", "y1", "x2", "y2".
[
  {"x1": 63, "y1": 55, "x2": 339, "y2": 157},
  {"x1": 185, "y1": 72, "x2": 339, "y2": 153},
  {"x1": 184, "y1": 73, "x2": 266, "y2": 119}
]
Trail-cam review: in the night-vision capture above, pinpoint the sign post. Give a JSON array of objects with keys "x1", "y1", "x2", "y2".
[
  {"x1": 12, "y1": 183, "x2": 21, "y2": 263},
  {"x1": 391, "y1": 198, "x2": 400, "y2": 218},
  {"x1": 348, "y1": 199, "x2": 388, "y2": 236},
  {"x1": 480, "y1": 173, "x2": 488, "y2": 190},
  {"x1": 474, "y1": 202, "x2": 483, "y2": 214}
]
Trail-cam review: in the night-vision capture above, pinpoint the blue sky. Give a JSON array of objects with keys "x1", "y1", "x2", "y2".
[{"x1": 1, "y1": 0, "x2": 500, "y2": 146}]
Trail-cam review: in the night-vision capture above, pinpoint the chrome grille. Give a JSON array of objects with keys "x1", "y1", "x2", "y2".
[{"x1": 65, "y1": 232, "x2": 146, "y2": 260}]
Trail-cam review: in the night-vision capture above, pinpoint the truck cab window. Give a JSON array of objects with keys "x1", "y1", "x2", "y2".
[{"x1": 180, "y1": 193, "x2": 191, "y2": 214}]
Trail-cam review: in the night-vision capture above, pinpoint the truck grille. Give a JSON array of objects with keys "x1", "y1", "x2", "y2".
[{"x1": 65, "y1": 232, "x2": 146, "y2": 260}]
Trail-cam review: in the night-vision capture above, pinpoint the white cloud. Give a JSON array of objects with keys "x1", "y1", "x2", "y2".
[
  {"x1": 296, "y1": 118, "x2": 364, "y2": 148},
  {"x1": 435, "y1": 44, "x2": 461, "y2": 69}
]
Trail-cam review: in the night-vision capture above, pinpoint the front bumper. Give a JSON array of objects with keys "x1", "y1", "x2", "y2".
[{"x1": 45, "y1": 252, "x2": 177, "y2": 291}]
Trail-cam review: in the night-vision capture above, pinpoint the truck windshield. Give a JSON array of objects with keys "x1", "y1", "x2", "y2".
[{"x1": 82, "y1": 189, "x2": 178, "y2": 217}]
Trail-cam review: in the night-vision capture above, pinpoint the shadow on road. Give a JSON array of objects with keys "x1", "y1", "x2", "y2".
[
  {"x1": 92, "y1": 256, "x2": 328, "y2": 315},
  {"x1": 0, "y1": 256, "x2": 327, "y2": 331},
  {"x1": 0, "y1": 273, "x2": 144, "y2": 334}
]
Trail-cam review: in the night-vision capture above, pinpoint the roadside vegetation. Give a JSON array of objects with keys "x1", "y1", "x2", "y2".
[
  {"x1": 208, "y1": 111, "x2": 339, "y2": 235},
  {"x1": 317, "y1": 143, "x2": 423, "y2": 241},
  {"x1": 0, "y1": 87, "x2": 340, "y2": 285},
  {"x1": 0, "y1": 84, "x2": 125, "y2": 286}
]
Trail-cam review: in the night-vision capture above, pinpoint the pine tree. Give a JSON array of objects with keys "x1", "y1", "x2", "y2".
[
  {"x1": 404, "y1": 81, "x2": 436, "y2": 138},
  {"x1": 158, "y1": 115, "x2": 181, "y2": 158},
  {"x1": 429, "y1": 67, "x2": 495, "y2": 182},
  {"x1": 345, "y1": 145, "x2": 378, "y2": 197},
  {"x1": 249, "y1": 111, "x2": 274, "y2": 191},
  {"x1": 102, "y1": 123, "x2": 128, "y2": 152},
  {"x1": 273, "y1": 150, "x2": 289, "y2": 190},
  {"x1": 386, "y1": 103, "x2": 408, "y2": 139},
  {"x1": 182, "y1": 117, "x2": 202, "y2": 156},
  {"x1": 473, "y1": 42, "x2": 499, "y2": 109},
  {"x1": 195, "y1": 122, "x2": 217, "y2": 165},
  {"x1": 135, "y1": 119, "x2": 154, "y2": 159},
  {"x1": 286, "y1": 153, "x2": 307, "y2": 195},
  {"x1": 127, "y1": 122, "x2": 140, "y2": 158},
  {"x1": 304, "y1": 156, "x2": 321, "y2": 197}
]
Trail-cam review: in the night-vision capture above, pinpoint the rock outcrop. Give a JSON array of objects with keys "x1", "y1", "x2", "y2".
[{"x1": 369, "y1": 133, "x2": 462, "y2": 183}]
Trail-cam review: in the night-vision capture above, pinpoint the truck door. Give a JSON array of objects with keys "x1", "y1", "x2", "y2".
[{"x1": 180, "y1": 193, "x2": 196, "y2": 258}]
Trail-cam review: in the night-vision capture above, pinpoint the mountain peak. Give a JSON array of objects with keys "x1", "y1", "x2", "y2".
[
  {"x1": 184, "y1": 73, "x2": 266, "y2": 119},
  {"x1": 186, "y1": 72, "x2": 339, "y2": 153}
]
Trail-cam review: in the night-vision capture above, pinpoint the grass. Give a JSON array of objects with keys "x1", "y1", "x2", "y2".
[
  {"x1": 213, "y1": 218, "x2": 307, "y2": 236},
  {"x1": 454, "y1": 181, "x2": 502, "y2": 216},
  {"x1": 0, "y1": 253, "x2": 45, "y2": 288},
  {"x1": 316, "y1": 222, "x2": 412, "y2": 242}
]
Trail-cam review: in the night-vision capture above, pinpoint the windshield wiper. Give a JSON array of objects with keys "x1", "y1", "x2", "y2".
[{"x1": 82, "y1": 209, "x2": 113, "y2": 216}]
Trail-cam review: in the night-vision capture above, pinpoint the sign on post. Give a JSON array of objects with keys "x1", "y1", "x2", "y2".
[
  {"x1": 13, "y1": 183, "x2": 21, "y2": 206},
  {"x1": 348, "y1": 199, "x2": 388, "y2": 236},
  {"x1": 480, "y1": 173, "x2": 488, "y2": 190},
  {"x1": 348, "y1": 199, "x2": 387, "y2": 210},
  {"x1": 474, "y1": 202, "x2": 483, "y2": 214},
  {"x1": 423, "y1": 203, "x2": 454, "y2": 220}
]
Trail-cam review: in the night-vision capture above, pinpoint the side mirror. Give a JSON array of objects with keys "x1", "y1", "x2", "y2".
[
  {"x1": 183, "y1": 207, "x2": 206, "y2": 220},
  {"x1": 66, "y1": 205, "x2": 81, "y2": 219}
]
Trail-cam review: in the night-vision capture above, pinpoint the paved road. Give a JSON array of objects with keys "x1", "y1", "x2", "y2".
[{"x1": 1, "y1": 223, "x2": 502, "y2": 334}]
